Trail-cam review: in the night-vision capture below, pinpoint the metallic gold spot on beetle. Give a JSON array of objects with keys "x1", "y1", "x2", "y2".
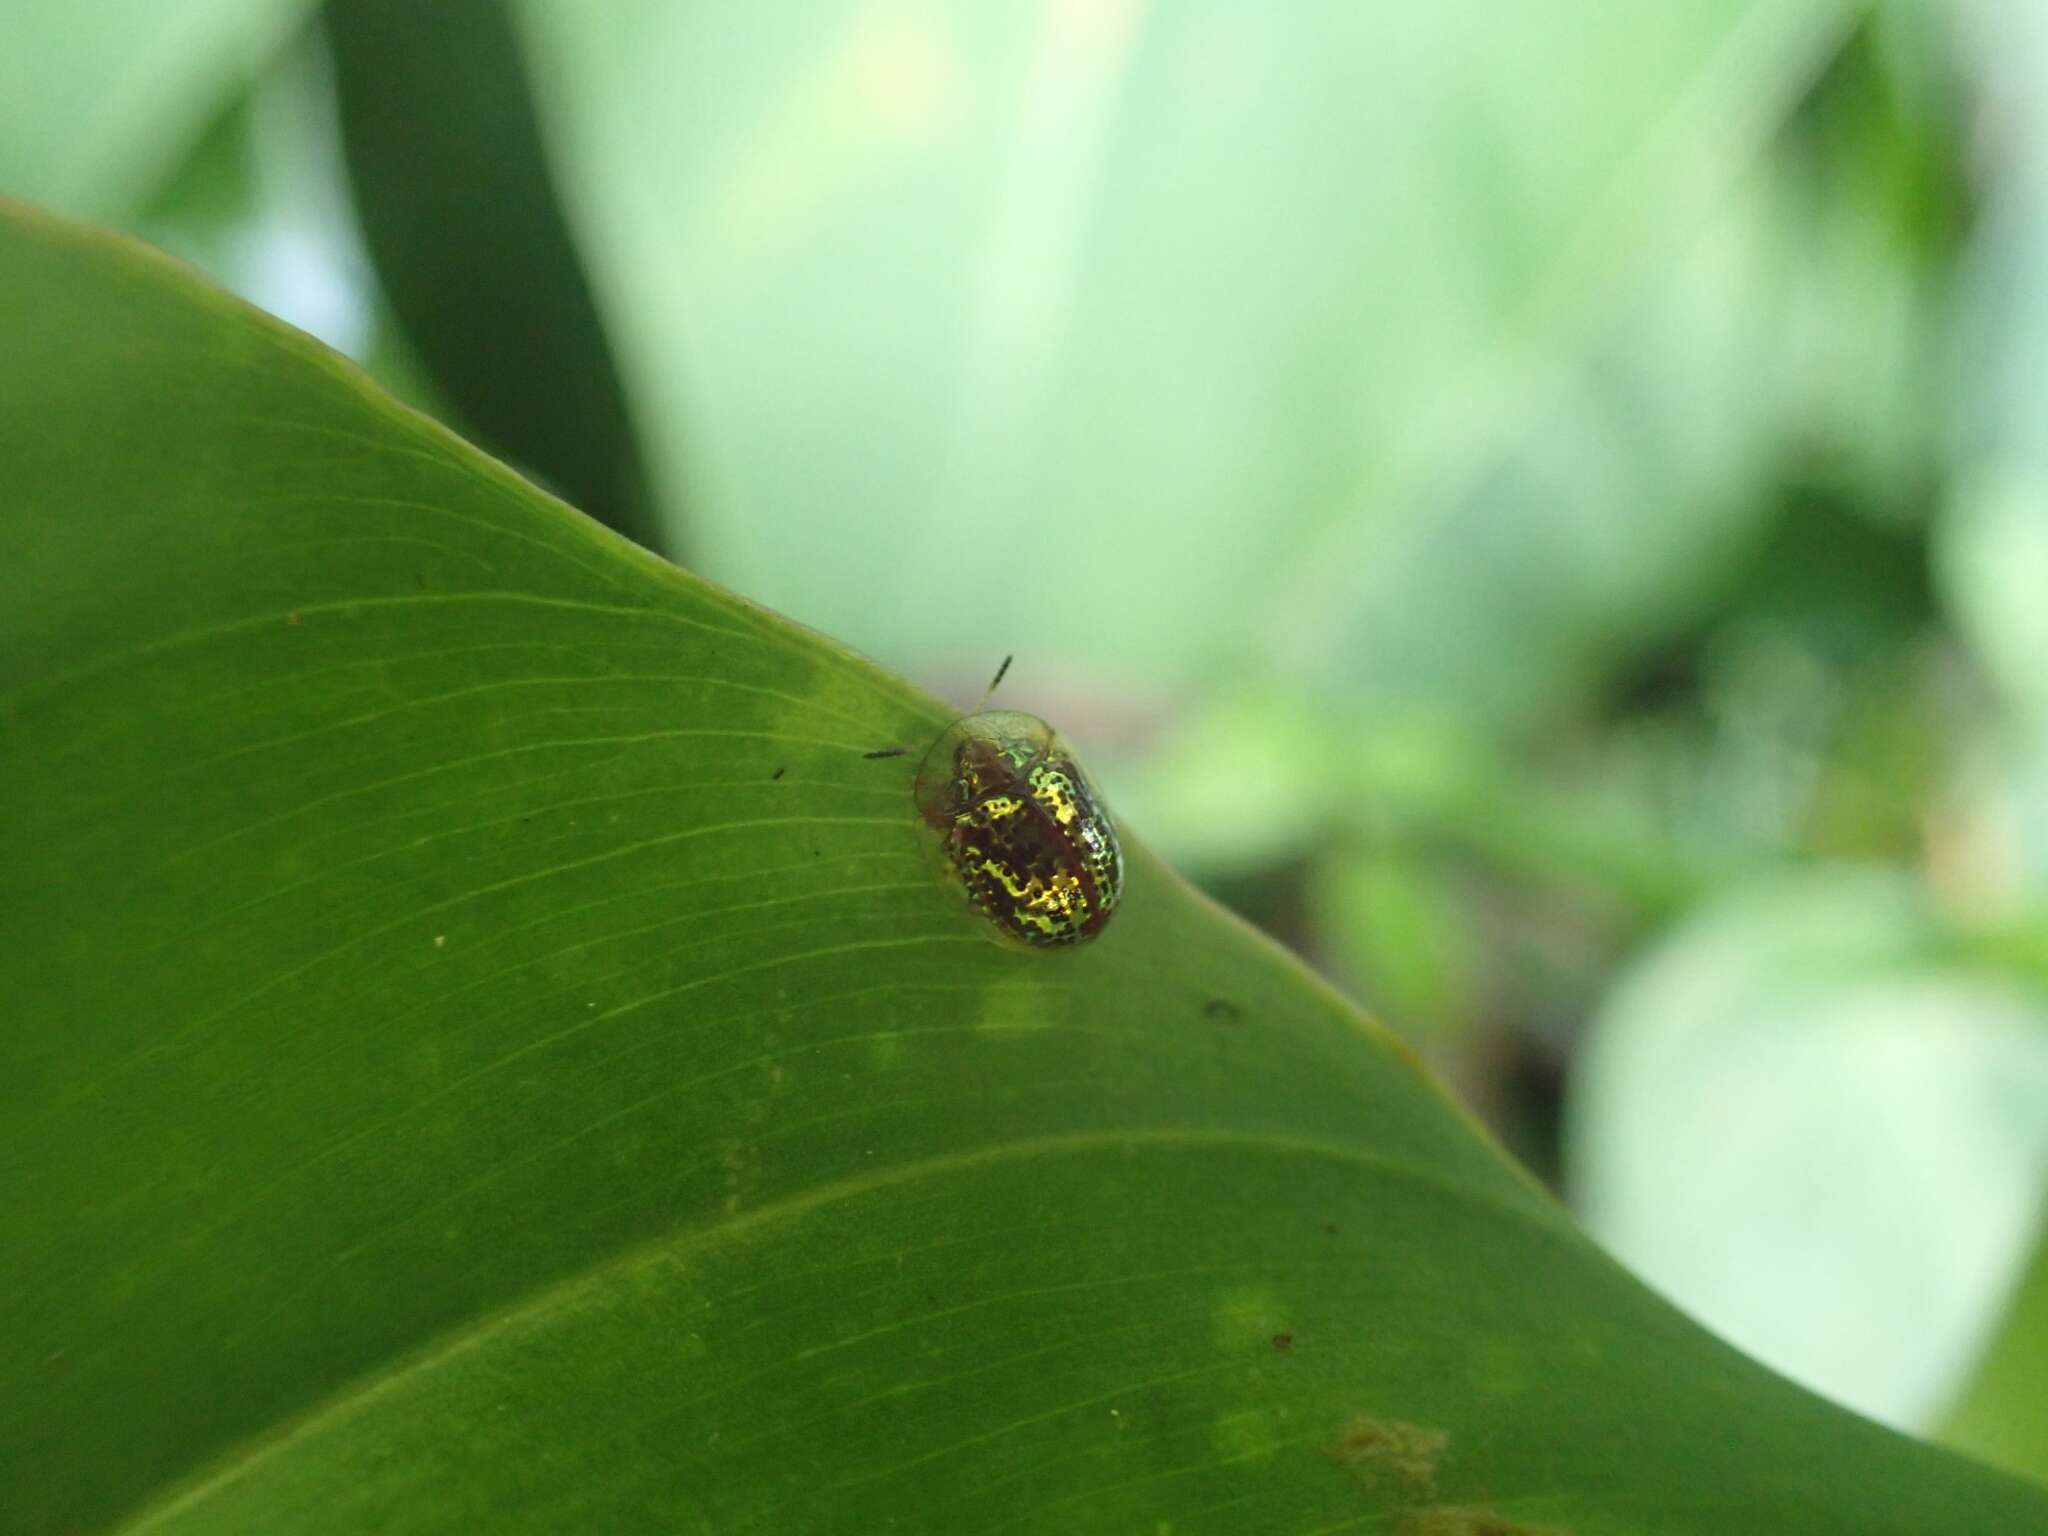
[{"x1": 912, "y1": 709, "x2": 1123, "y2": 948}]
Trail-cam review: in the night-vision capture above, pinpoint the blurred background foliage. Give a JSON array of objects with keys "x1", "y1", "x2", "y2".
[{"x1": 6, "y1": 0, "x2": 2046, "y2": 1474}]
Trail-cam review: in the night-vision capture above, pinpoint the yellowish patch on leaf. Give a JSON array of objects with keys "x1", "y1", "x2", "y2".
[
  {"x1": 1211, "y1": 1285, "x2": 1289, "y2": 1351},
  {"x1": 1209, "y1": 1404, "x2": 1286, "y2": 1464}
]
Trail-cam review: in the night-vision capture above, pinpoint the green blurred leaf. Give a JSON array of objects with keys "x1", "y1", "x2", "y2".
[
  {"x1": 1567, "y1": 870, "x2": 2048, "y2": 1432},
  {"x1": 133, "y1": 42, "x2": 433, "y2": 395},
  {"x1": 1310, "y1": 846, "x2": 1478, "y2": 1043},
  {"x1": 1943, "y1": 473, "x2": 2048, "y2": 729},
  {"x1": 324, "y1": 0, "x2": 659, "y2": 552},
  {"x1": 512, "y1": 0, "x2": 1847, "y2": 713},
  {"x1": 0, "y1": 0, "x2": 313, "y2": 219},
  {"x1": 9, "y1": 204, "x2": 2048, "y2": 1535},
  {"x1": 1943, "y1": 1218, "x2": 2048, "y2": 1484},
  {"x1": 1937, "y1": 2, "x2": 2048, "y2": 749},
  {"x1": 1923, "y1": 0, "x2": 2048, "y2": 950}
]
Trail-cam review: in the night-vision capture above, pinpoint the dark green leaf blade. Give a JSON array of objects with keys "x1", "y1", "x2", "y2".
[
  {"x1": 4, "y1": 201, "x2": 2046, "y2": 1536},
  {"x1": 322, "y1": 0, "x2": 661, "y2": 553}
]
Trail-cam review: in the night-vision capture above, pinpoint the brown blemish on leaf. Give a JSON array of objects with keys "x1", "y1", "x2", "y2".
[
  {"x1": 1398, "y1": 1508, "x2": 1567, "y2": 1536},
  {"x1": 1271, "y1": 1332, "x2": 1294, "y2": 1352},
  {"x1": 1329, "y1": 1415, "x2": 1449, "y2": 1497}
]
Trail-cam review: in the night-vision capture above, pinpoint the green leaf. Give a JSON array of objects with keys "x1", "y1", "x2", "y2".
[
  {"x1": 1566, "y1": 871, "x2": 2048, "y2": 1432},
  {"x1": 511, "y1": 0, "x2": 1848, "y2": 712},
  {"x1": 131, "y1": 44, "x2": 421, "y2": 383},
  {"x1": 323, "y1": 0, "x2": 659, "y2": 552},
  {"x1": 0, "y1": 0, "x2": 312, "y2": 219},
  {"x1": 1943, "y1": 1217, "x2": 2048, "y2": 1484},
  {"x1": 8, "y1": 202, "x2": 2048, "y2": 1535}
]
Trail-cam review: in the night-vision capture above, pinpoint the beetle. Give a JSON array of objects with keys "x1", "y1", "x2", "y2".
[{"x1": 911, "y1": 708, "x2": 1123, "y2": 949}]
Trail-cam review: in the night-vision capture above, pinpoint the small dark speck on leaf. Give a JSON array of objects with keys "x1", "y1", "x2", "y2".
[
  {"x1": 1323, "y1": 1222, "x2": 1339, "y2": 1237},
  {"x1": 864, "y1": 746, "x2": 909, "y2": 760},
  {"x1": 1272, "y1": 1332, "x2": 1294, "y2": 1352},
  {"x1": 771, "y1": 766, "x2": 786, "y2": 780},
  {"x1": 1203, "y1": 997, "x2": 1242, "y2": 1024}
]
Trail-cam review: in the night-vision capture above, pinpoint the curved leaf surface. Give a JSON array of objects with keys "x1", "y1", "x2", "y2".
[{"x1": 5, "y1": 202, "x2": 2047, "y2": 1535}]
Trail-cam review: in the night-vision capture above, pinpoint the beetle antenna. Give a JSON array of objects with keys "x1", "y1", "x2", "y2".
[{"x1": 974, "y1": 654, "x2": 1014, "y2": 711}]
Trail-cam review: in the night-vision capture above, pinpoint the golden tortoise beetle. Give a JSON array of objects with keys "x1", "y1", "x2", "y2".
[{"x1": 911, "y1": 708, "x2": 1123, "y2": 949}]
